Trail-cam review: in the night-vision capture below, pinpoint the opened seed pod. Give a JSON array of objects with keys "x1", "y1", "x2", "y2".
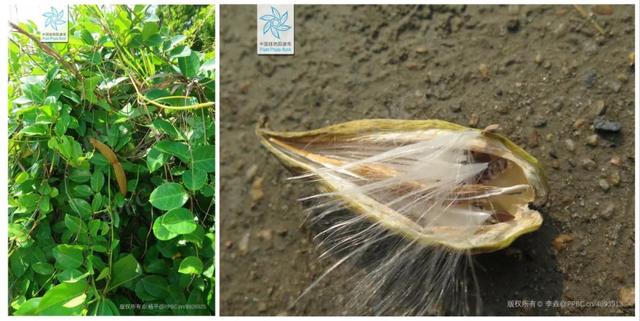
[{"x1": 257, "y1": 119, "x2": 548, "y2": 254}]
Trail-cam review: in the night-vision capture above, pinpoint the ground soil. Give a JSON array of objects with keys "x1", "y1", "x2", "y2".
[{"x1": 219, "y1": 5, "x2": 636, "y2": 316}]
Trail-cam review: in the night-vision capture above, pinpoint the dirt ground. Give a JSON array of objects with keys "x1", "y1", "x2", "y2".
[{"x1": 219, "y1": 5, "x2": 636, "y2": 316}]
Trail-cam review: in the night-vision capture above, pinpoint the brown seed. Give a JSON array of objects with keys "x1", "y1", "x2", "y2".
[
  {"x1": 534, "y1": 53, "x2": 543, "y2": 65},
  {"x1": 552, "y1": 234, "x2": 575, "y2": 252},
  {"x1": 573, "y1": 118, "x2": 587, "y2": 129},
  {"x1": 591, "y1": 5, "x2": 614, "y2": 15},
  {"x1": 250, "y1": 176, "x2": 265, "y2": 207},
  {"x1": 491, "y1": 211, "x2": 515, "y2": 222},
  {"x1": 478, "y1": 64, "x2": 489, "y2": 78},
  {"x1": 610, "y1": 155, "x2": 621, "y2": 166},
  {"x1": 415, "y1": 47, "x2": 428, "y2": 54},
  {"x1": 629, "y1": 52, "x2": 635, "y2": 66},
  {"x1": 619, "y1": 287, "x2": 635, "y2": 307},
  {"x1": 468, "y1": 114, "x2": 480, "y2": 127}
]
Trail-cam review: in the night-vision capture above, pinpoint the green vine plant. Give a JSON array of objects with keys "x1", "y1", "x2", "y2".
[{"x1": 8, "y1": 5, "x2": 215, "y2": 316}]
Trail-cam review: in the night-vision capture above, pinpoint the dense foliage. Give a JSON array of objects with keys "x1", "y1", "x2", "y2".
[
  {"x1": 8, "y1": 5, "x2": 215, "y2": 315},
  {"x1": 156, "y1": 5, "x2": 215, "y2": 52}
]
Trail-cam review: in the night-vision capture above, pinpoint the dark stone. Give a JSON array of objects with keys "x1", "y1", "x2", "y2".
[
  {"x1": 583, "y1": 70, "x2": 597, "y2": 88},
  {"x1": 506, "y1": 19, "x2": 520, "y2": 33},
  {"x1": 593, "y1": 117, "x2": 622, "y2": 133}
]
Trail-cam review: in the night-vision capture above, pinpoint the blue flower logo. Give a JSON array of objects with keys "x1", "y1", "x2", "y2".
[
  {"x1": 43, "y1": 7, "x2": 66, "y2": 31},
  {"x1": 259, "y1": 6, "x2": 291, "y2": 40}
]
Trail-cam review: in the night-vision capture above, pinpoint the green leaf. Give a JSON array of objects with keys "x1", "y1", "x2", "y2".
[
  {"x1": 157, "y1": 208, "x2": 197, "y2": 235},
  {"x1": 13, "y1": 297, "x2": 42, "y2": 316},
  {"x1": 52, "y1": 244, "x2": 84, "y2": 269},
  {"x1": 95, "y1": 267, "x2": 109, "y2": 281},
  {"x1": 140, "y1": 275, "x2": 168, "y2": 298},
  {"x1": 72, "y1": 185, "x2": 93, "y2": 198},
  {"x1": 55, "y1": 109, "x2": 71, "y2": 136},
  {"x1": 80, "y1": 29, "x2": 94, "y2": 45},
  {"x1": 20, "y1": 76, "x2": 46, "y2": 104},
  {"x1": 9, "y1": 223, "x2": 29, "y2": 243},
  {"x1": 82, "y1": 76, "x2": 101, "y2": 104},
  {"x1": 152, "y1": 217, "x2": 178, "y2": 241},
  {"x1": 32, "y1": 262, "x2": 54, "y2": 275},
  {"x1": 35, "y1": 280, "x2": 87, "y2": 315},
  {"x1": 183, "y1": 225, "x2": 205, "y2": 247},
  {"x1": 178, "y1": 256, "x2": 203, "y2": 275},
  {"x1": 90, "y1": 169, "x2": 104, "y2": 192},
  {"x1": 177, "y1": 51, "x2": 201, "y2": 78},
  {"x1": 64, "y1": 214, "x2": 86, "y2": 234},
  {"x1": 69, "y1": 198, "x2": 92, "y2": 218},
  {"x1": 154, "y1": 140, "x2": 190, "y2": 163},
  {"x1": 69, "y1": 168, "x2": 91, "y2": 183},
  {"x1": 169, "y1": 44, "x2": 191, "y2": 59},
  {"x1": 142, "y1": 22, "x2": 159, "y2": 40},
  {"x1": 191, "y1": 145, "x2": 215, "y2": 173},
  {"x1": 90, "y1": 298, "x2": 119, "y2": 316},
  {"x1": 57, "y1": 269, "x2": 89, "y2": 283},
  {"x1": 107, "y1": 254, "x2": 142, "y2": 292},
  {"x1": 19, "y1": 124, "x2": 48, "y2": 136},
  {"x1": 183, "y1": 168, "x2": 206, "y2": 191},
  {"x1": 152, "y1": 118, "x2": 180, "y2": 139},
  {"x1": 149, "y1": 183, "x2": 188, "y2": 211},
  {"x1": 91, "y1": 193, "x2": 103, "y2": 212},
  {"x1": 146, "y1": 147, "x2": 167, "y2": 173}
]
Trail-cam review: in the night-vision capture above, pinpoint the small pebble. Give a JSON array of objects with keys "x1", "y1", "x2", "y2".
[
  {"x1": 450, "y1": 102, "x2": 462, "y2": 113},
  {"x1": 238, "y1": 232, "x2": 251, "y2": 255},
  {"x1": 609, "y1": 170, "x2": 621, "y2": 186},
  {"x1": 616, "y1": 73, "x2": 629, "y2": 83},
  {"x1": 600, "y1": 203, "x2": 615, "y2": 220},
  {"x1": 245, "y1": 164, "x2": 259, "y2": 181},
  {"x1": 593, "y1": 117, "x2": 622, "y2": 132},
  {"x1": 598, "y1": 179, "x2": 610, "y2": 191},
  {"x1": 628, "y1": 52, "x2": 635, "y2": 66},
  {"x1": 581, "y1": 158, "x2": 596, "y2": 170},
  {"x1": 564, "y1": 139, "x2": 576, "y2": 152},
  {"x1": 532, "y1": 116, "x2": 547, "y2": 128},
  {"x1": 494, "y1": 104, "x2": 509, "y2": 114},
  {"x1": 593, "y1": 100, "x2": 606, "y2": 116},
  {"x1": 583, "y1": 70, "x2": 597, "y2": 88},
  {"x1": 607, "y1": 79, "x2": 622, "y2": 93},
  {"x1": 545, "y1": 133, "x2": 553, "y2": 142},
  {"x1": 586, "y1": 134, "x2": 598, "y2": 147},
  {"x1": 257, "y1": 229, "x2": 273, "y2": 242}
]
